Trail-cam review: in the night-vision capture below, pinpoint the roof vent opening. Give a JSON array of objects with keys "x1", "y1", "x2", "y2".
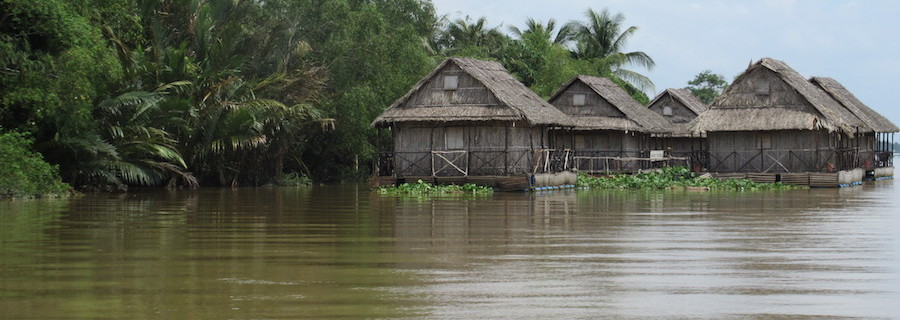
[
  {"x1": 572, "y1": 94, "x2": 586, "y2": 106},
  {"x1": 443, "y1": 75, "x2": 459, "y2": 90},
  {"x1": 662, "y1": 105, "x2": 673, "y2": 116},
  {"x1": 755, "y1": 81, "x2": 770, "y2": 95}
]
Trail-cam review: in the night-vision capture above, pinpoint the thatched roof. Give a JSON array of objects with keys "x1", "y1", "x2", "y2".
[
  {"x1": 648, "y1": 88, "x2": 709, "y2": 115},
  {"x1": 549, "y1": 75, "x2": 671, "y2": 133},
  {"x1": 372, "y1": 57, "x2": 573, "y2": 128},
  {"x1": 692, "y1": 58, "x2": 871, "y2": 135},
  {"x1": 647, "y1": 88, "x2": 708, "y2": 137},
  {"x1": 810, "y1": 77, "x2": 898, "y2": 133}
]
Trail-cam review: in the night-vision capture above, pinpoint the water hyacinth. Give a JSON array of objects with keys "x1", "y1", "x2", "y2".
[
  {"x1": 577, "y1": 167, "x2": 806, "y2": 191},
  {"x1": 377, "y1": 180, "x2": 494, "y2": 196}
]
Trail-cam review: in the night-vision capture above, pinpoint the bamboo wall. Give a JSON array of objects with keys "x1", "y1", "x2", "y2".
[
  {"x1": 572, "y1": 131, "x2": 649, "y2": 171},
  {"x1": 706, "y1": 130, "x2": 862, "y2": 172},
  {"x1": 651, "y1": 137, "x2": 703, "y2": 157},
  {"x1": 391, "y1": 121, "x2": 549, "y2": 176},
  {"x1": 403, "y1": 63, "x2": 500, "y2": 107}
]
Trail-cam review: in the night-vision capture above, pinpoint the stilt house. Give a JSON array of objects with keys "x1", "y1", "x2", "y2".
[
  {"x1": 691, "y1": 58, "x2": 874, "y2": 185},
  {"x1": 646, "y1": 88, "x2": 709, "y2": 159},
  {"x1": 547, "y1": 75, "x2": 671, "y2": 172},
  {"x1": 371, "y1": 57, "x2": 575, "y2": 189},
  {"x1": 809, "y1": 76, "x2": 897, "y2": 177}
]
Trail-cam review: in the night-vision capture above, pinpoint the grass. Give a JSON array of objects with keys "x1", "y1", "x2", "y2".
[
  {"x1": 577, "y1": 167, "x2": 806, "y2": 191},
  {"x1": 376, "y1": 180, "x2": 494, "y2": 196}
]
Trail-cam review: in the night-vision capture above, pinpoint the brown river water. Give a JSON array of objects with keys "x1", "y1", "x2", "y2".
[{"x1": 2, "y1": 180, "x2": 899, "y2": 319}]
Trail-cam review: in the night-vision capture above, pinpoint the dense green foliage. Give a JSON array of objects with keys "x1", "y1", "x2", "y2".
[
  {"x1": 686, "y1": 70, "x2": 729, "y2": 104},
  {"x1": 377, "y1": 180, "x2": 494, "y2": 196},
  {"x1": 1, "y1": 0, "x2": 658, "y2": 191},
  {"x1": 465, "y1": 8, "x2": 655, "y2": 102},
  {"x1": 0, "y1": 132, "x2": 71, "y2": 197},
  {"x1": 577, "y1": 167, "x2": 805, "y2": 191}
]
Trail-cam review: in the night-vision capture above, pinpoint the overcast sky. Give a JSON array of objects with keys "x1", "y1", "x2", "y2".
[{"x1": 431, "y1": 0, "x2": 900, "y2": 126}]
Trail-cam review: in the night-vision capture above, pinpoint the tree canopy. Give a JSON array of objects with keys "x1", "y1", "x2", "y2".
[
  {"x1": 1, "y1": 1, "x2": 660, "y2": 192},
  {"x1": 686, "y1": 70, "x2": 729, "y2": 104}
]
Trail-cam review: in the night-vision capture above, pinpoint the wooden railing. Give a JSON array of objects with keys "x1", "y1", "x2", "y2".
[
  {"x1": 533, "y1": 149, "x2": 573, "y2": 174},
  {"x1": 875, "y1": 151, "x2": 893, "y2": 168},
  {"x1": 700, "y1": 148, "x2": 859, "y2": 173},
  {"x1": 375, "y1": 148, "x2": 573, "y2": 177},
  {"x1": 431, "y1": 150, "x2": 468, "y2": 176},
  {"x1": 573, "y1": 155, "x2": 689, "y2": 173}
]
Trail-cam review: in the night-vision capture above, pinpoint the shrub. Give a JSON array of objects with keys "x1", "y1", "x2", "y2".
[
  {"x1": 278, "y1": 172, "x2": 312, "y2": 186},
  {"x1": 0, "y1": 131, "x2": 71, "y2": 198}
]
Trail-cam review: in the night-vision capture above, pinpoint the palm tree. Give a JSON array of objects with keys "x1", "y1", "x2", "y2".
[
  {"x1": 439, "y1": 16, "x2": 507, "y2": 56},
  {"x1": 567, "y1": 8, "x2": 656, "y2": 93},
  {"x1": 97, "y1": 83, "x2": 199, "y2": 188},
  {"x1": 508, "y1": 17, "x2": 572, "y2": 45},
  {"x1": 504, "y1": 18, "x2": 574, "y2": 88},
  {"x1": 132, "y1": 0, "x2": 330, "y2": 186}
]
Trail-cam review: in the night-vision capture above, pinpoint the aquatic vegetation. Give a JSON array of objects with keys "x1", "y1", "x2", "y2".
[
  {"x1": 278, "y1": 172, "x2": 312, "y2": 186},
  {"x1": 577, "y1": 167, "x2": 806, "y2": 191},
  {"x1": 376, "y1": 180, "x2": 494, "y2": 196}
]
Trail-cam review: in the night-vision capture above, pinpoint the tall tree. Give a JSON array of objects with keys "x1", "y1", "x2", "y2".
[
  {"x1": 279, "y1": 0, "x2": 438, "y2": 181},
  {"x1": 685, "y1": 70, "x2": 729, "y2": 104},
  {"x1": 508, "y1": 18, "x2": 571, "y2": 45},
  {"x1": 436, "y1": 16, "x2": 508, "y2": 58},
  {"x1": 504, "y1": 18, "x2": 574, "y2": 89},
  {"x1": 566, "y1": 8, "x2": 655, "y2": 95}
]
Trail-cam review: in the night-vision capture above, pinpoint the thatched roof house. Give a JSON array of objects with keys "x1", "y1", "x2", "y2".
[
  {"x1": 692, "y1": 58, "x2": 871, "y2": 135},
  {"x1": 548, "y1": 75, "x2": 670, "y2": 133},
  {"x1": 691, "y1": 57, "x2": 877, "y2": 175},
  {"x1": 546, "y1": 75, "x2": 673, "y2": 172},
  {"x1": 372, "y1": 58, "x2": 573, "y2": 128},
  {"x1": 371, "y1": 57, "x2": 576, "y2": 184},
  {"x1": 809, "y1": 77, "x2": 898, "y2": 133},
  {"x1": 647, "y1": 88, "x2": 708, "y2": 136}
]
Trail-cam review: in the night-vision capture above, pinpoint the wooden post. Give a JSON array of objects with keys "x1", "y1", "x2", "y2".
[
  {"x1": 760, "y1": 149, "x2": 764, "y2": 173},
  {"x1": 374, "y1": 128, "x2": 380, "y2": 175},
  {"x1": 504, "y1": 125, "x2": 509, "y2": 175},
  {"x1": 430, "y1": 127, "x2": 435, "y2": 176},
  {"x1": 528, "y1": 122, "x2": 534, "y2": 172},
  {"x1": 815, "y1": 132, "x2": 820, "y2": 171},
  {"x1": 466, "y1": 126, "x2": 471, "y2": 176}
]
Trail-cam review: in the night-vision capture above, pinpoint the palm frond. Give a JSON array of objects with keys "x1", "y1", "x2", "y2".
[
  {"x1": 613, "y1": 68, "x2": 656, "y2": 93},
  {"x1": 155, "y1": 80, "x2": 194, "y2": 94}
]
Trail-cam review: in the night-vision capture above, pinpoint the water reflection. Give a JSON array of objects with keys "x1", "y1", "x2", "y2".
[
  {"x1": 1, "y1": 181, "x2": 898, "y2": 318},
  {"x1": 373, "y1": 183, "x2": 900, "y2": 319}
]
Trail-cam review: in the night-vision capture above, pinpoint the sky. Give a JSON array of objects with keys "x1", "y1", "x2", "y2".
[{"x1": 431, "y1": 0, "x2": 900, "y2": 126}]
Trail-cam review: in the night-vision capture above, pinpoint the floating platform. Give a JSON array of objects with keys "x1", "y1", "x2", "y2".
[
  {"x1": 370, "y1": 171, "x2": 577, "y2": 191},
  {"x1": 711, "y1": 168, "x2": 868, "y2": 188}
]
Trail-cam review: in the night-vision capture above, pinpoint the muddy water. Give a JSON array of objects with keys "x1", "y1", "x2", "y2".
[{"x1": 1, "y1": 181, "x2": 898, "y2": 319}]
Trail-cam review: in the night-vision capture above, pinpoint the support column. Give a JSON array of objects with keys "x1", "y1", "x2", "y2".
[{"x1": 504, "y1": 125, "x2": 509, "y2": 175}]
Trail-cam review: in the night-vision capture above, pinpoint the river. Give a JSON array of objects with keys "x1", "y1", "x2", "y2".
[{"x1": 2, "y1": 180, "x2": 899, "y2": 319}]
